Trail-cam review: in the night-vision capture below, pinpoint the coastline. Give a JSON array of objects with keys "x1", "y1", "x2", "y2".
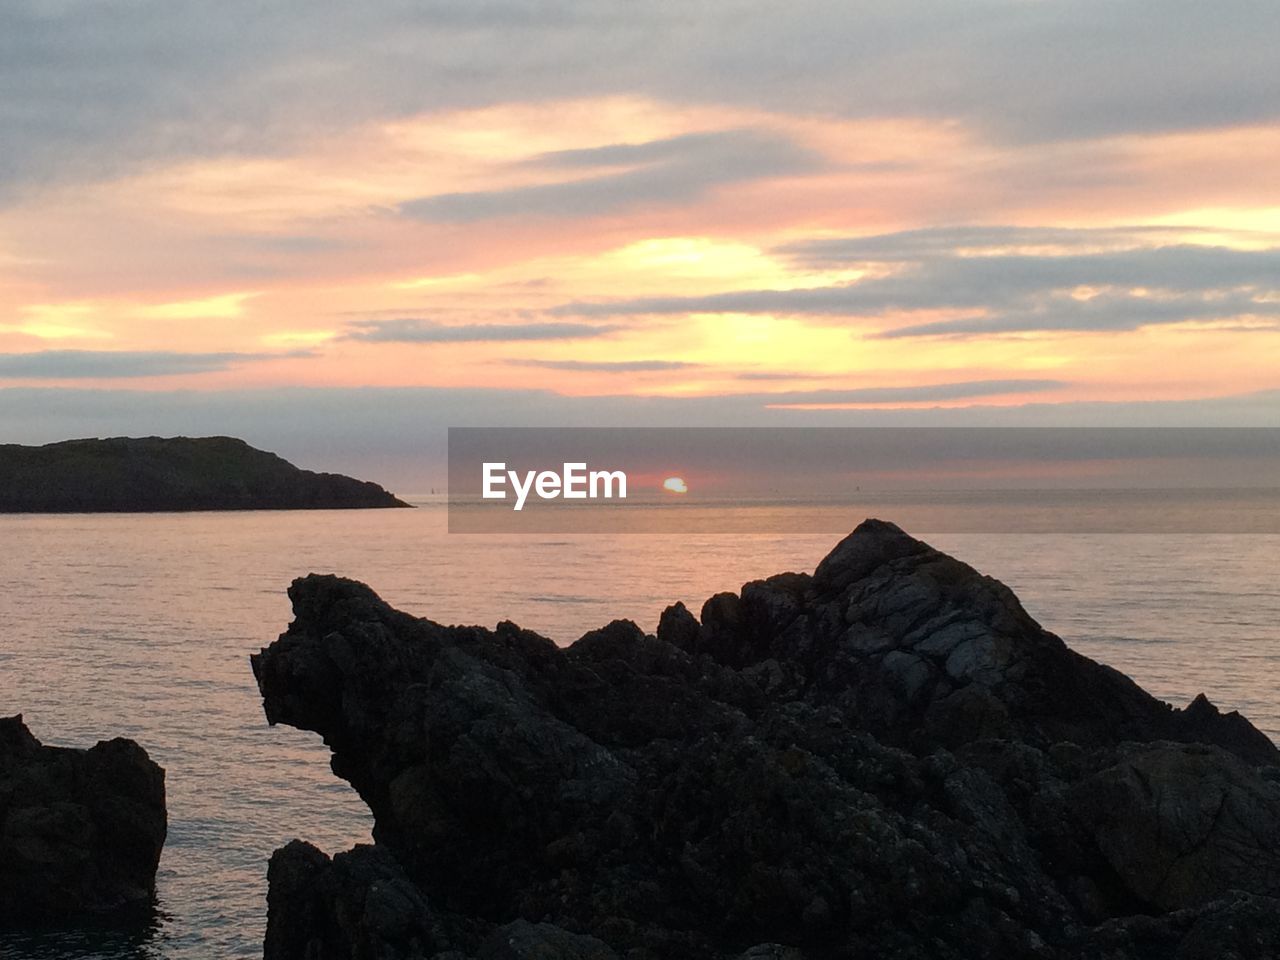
[{"x1": 4, "y1": 516, "x2": 1279, "y2": 958}]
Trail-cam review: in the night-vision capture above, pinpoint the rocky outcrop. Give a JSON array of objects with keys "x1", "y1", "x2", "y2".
[
  {"x1": 0, "y1": 436, "x2": 410, "y2": 512},
  {"x1": 253, "y1": 519, "x2": 1280, "y2": 959},
  {"x1": 1069, "y1": 742, "x2": 1280, "y2": 912},
  {"x1": 0, "y1": 715, "x2": 167, "y2": 924},
  {"x1": 264, "y1": 840, "x2": 445, "y2": 958}
]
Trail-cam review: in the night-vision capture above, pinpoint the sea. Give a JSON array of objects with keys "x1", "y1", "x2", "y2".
[{"x1": 1, "y1": 497, "x2": 1278, "y2": 959}]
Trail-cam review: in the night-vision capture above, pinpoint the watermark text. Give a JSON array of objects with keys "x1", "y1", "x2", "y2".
[{"x1": 481, "y1": 462, "x2": 627, "y2": 510}]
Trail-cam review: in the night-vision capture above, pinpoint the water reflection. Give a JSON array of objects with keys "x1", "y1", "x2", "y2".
[
  {"x1": 0, "y1": 907, "x2": 167, "y2": 960},
  {"x1": 0, "y1": 506, "x2": 1276, "y2": 959}
]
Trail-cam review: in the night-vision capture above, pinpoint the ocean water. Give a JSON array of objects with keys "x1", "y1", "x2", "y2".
[{"x1": 1, "y1": 501, "x2": 1278, "y2": 958}]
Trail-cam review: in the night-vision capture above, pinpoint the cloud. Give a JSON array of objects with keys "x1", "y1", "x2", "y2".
[
  {"x1": 742, "y1": 379, "x2": 1065, "y2": 406},
  {"x1": 508, "y1": 358, "x2": 698, "y2": 372},
  {"x1": 528, "y1": 131, "x2": 756, "y2": 169},
  {"x1": 733, "y1": 371, "x2": 843, "y2": 381},
  {"x1": 553, "y1": 226, "x2": 1280, "y2": 337},
  {"x1": 876, "y1": 294, "x2": 1280, "y2": 338},
  {"x1": 774, "y1": 225, "x2": 1212, "y2": 265},
  {"x1": 398, "y1": 129, "x2": 820, "y2": 222},
  {"x1": 0, "y1": 349, "x2": 312, "y2": 379},
  {"x1": 4, "y1": 1, "x2": 1280, "y2": 198},
  {"x1": 343, "y1": 319, "x2": 623, "y2": 343}
]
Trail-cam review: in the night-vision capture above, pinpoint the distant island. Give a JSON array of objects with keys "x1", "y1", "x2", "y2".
[{"x1": 0, "y1": 436, "x2": 411, "y2": 512}]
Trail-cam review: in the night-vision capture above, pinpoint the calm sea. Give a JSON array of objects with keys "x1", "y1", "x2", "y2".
[{"x1": 1, "y1": 499, "x2": 1278, "y2": 959}]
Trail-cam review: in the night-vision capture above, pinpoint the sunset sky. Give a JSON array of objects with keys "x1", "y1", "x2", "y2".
[{"x1": 2, "y1": 1, "x2": 1278, "y2": 483}]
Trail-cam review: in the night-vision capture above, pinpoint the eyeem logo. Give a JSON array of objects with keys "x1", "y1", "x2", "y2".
[{"x1": 482, "y1": 462, "x2": 627, "y2": 511}]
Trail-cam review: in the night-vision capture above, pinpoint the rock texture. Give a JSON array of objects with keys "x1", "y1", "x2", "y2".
[
  {"x1": 0, "y1": 715, "x2": 167, "y2": 924},
  {"x1": 253, "y1": 519, "x2": 1280, "y2": 959},
  {"x1": 0, "y1": 436, "x2": 410, "y2": 512}
]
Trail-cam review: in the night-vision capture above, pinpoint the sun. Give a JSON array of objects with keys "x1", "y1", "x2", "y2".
[{"x1": 662, "y1": 476, "x2": 688, "y2": 495}]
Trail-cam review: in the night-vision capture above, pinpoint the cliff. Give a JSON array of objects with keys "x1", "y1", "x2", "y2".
[
  {"x1": 252, "y1": 520, "x2": 1280, "y2": 959},
  {"x1": 0, "y1": 715, "x2": 167, "y2": 924},
  {"x1": 0, "y1": 436, "x2": 410, "y2": 512}
]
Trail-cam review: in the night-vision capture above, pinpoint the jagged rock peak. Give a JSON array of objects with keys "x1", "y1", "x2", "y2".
[{"x1": 813, "y1": 517, "x2": 932, "y2": 587}]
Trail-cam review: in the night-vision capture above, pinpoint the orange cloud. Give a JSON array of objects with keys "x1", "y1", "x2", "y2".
[{"x1": 0, "y1": 97, "x2": 1276, "y2": 408}]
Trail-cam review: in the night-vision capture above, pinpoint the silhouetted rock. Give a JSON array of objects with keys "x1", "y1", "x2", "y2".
[
  {"x1": 253, "y1": 520, "x2": 1280, "y2": 958},
  {"x1": 265, "y1": 840, "x2": 447, "y2": 959},
  {"x1": 0, "y1": 715, "x2": 166, "y2": 925},
  {"x1": 0, "y1": 436, "x2": 410, "y2": 512},
  {"x1": 1070, "y1": 742, "x2": 1280, "y2": 911},
  {"x1": 476, "y1": 920, "x2": 618, "y2": 960}
]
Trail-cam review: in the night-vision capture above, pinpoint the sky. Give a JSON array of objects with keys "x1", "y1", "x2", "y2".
[{"x1": 2, "y1": 0, "x2": 1279, "y2": 485}]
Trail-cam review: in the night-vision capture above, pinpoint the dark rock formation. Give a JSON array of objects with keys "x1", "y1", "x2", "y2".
[
  {"x1": 0, "y1": 436, "x2": 410, "y2": 512},
  {"x1": 253, "y1": 519, "x2": 1280, "y2": 959},
  {"x1": 264, "y1": 841, "x2": 446, "y2": 959},
  {"x1": 0, "y1": 715, "x2": 167, "y2": 924}
]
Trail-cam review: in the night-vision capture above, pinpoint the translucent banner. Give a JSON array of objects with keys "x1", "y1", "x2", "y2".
[{"x1": 447, "y1": 427, "x2": 1280, "y2": 533}]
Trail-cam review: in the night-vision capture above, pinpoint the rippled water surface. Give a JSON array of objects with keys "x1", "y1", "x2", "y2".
[{"x1": 1, "y1": 502, "x2": 1277, "y2": 958}]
